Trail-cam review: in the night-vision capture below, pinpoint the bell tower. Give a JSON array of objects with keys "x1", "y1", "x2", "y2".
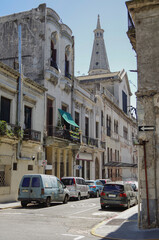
[{"x1": 88, "y1": 15, "x2": 110, "y2": 75}]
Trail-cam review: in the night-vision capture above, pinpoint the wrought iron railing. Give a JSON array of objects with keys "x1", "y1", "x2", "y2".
[
  {"x1": 23, "y1": 129, "x2": 41, "y2": 142},
  {"x1": 128, "y1": 11, "x2": 135, "y2": 30},
  {"x1": 0, "y1": 121, "x2": 22, "y2": 139},
  {"x1": 82, "y1": 135, "x2": 98, "y2": 147},
  {"x1": 46, "y1": 126, "x2": 80, "y2": 143}
]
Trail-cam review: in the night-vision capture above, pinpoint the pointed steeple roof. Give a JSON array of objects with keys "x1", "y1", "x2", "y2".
[
  {"x1": 88, "y1": 15, "x2": 110, "y2": 75},
  {"x1": 96, "y1": 14, "x2": 101, "y2": 29}
]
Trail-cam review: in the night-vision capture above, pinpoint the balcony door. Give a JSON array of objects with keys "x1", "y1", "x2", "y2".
[
  {"x1": 24, "y1": 106, "x2": 32, "y2": 129},
  {"x1": 47, "y1": 99, "x2": 53, "y2": 136},
  {"x1": 1, "y1": 96, "x2": 11, "y2": 123}
]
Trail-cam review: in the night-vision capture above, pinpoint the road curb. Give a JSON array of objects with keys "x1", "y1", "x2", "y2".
[
  {"x1": 90, "y1": 206, "x2": 138, "y2": 240},
  {"x1": 91, "y1": 214, "x2": 122, "y2": 240}
]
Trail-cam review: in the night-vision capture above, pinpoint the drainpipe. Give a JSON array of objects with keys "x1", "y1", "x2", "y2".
[
  {"x1": 17, "y1": 24, "x2": 22, "y2": 127},
  {"x1": 16, "y1": 24, "x2": 22, "y2": 160},
  {"x1": 71, "y1": 36, "x2": 75, "y2": 117},
  {"x1": 143, "y1": 141, "x2": 150, "y2": 227}
]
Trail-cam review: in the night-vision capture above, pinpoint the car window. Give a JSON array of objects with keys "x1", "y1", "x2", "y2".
[
  {"x1": 103, "y1": 184, "x2": 124, "y2": 192},
  {"x1": 57, "y1": 180, "x2": 63, "y2": 189},
  {"x1": 76, "y1": 179, "x2": 80, "y2": 184},
  {"x1": 61, "y1": 178, "x2": 74, "y2": 185},
  {"x1": 22, "y1": 177, "x2": 30, "y2": 187},
  {"x1": 82, "y1": 179, "x2": 85, "y2": 185},
  {"x1": 100, "y1": 180, "x2": 105, "y2": 185},
  {"x1": 31, "y1": 177, "x2": 40, "y2": 187},
  {"x1": 43, "y1": 177, "x2": 52, "y2": 188},
  {"x1": 85, "y1": 181, "x2": 94, "y2": 185},
  {"x1": 51, "y1": 177, "x2": 57, "y2": 187},
  {"x1": 131, "y1": 184, "x2": 136, "y2": 191},
  {"x1": 96, "y1": 181, "x2": 102, "y2": 185}
]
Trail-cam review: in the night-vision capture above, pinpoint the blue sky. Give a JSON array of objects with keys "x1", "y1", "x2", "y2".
[{"x1": 1, "y1": 0, "x2": 137, "y2": 107}]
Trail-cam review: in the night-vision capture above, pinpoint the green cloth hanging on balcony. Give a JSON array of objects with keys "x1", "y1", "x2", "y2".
[{"x1": 58, "y1": 109, "x2": 79, "y2": 128}]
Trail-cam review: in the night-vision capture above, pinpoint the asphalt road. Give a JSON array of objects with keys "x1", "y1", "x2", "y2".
[{"x1": 0, "y1": 198, "x2": 124, "y2": 240}]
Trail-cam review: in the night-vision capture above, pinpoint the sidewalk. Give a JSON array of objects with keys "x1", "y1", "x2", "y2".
[
  {"x1": 91, "y1": 205, "x2": 159, "y2": 240},
  {"x1": 0, "y1": 201, "x2": 20, "y2": 210}
]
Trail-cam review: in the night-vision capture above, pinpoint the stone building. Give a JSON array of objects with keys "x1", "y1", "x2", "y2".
[
  {"x1": 126, "y1": 0, "x2": 159, "y2": 229},
  {"x1": 0, "y1": 61, "x2": 45, "y2": 202},
  {"x1": 0, "y1": 4, "x2": 138, "y2": 202},
  {"x1": 77, "y1": 15, "x2": 138, "y2": 182}
]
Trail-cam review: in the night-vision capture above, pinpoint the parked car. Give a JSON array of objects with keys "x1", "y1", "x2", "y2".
[
  {"x1": 100, "y1": 182, "x2": 138, "y2": 210},
  {"x1": 125, "y1": 181, "x2": 138, "y2": 192},
  {"x1": 85, "y1": 180, "x2": 104, "y2": 197},
  {"x1": 61, "y1": 177, "x2": 89, "y2": 200},
  {"x1": 18, "y1": 174, "x2": 70, "y2": 207},
  {"x1": 96, "y1": 179, "x2": 112, "y2": 185}
]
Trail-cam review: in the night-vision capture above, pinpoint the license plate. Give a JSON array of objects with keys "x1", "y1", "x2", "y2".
[
  {"x1": 108, "y1": 194, "x2": 116, "y2": 198},
  {"x1": 22, "y1": 189, "x2": 28, "y2": 192}
]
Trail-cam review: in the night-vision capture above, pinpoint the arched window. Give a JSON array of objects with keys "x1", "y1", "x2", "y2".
[
  {"x1": 50, "y1": 40, "x2": 58, "y2": 70},
  {"x1": 65, "y1": 54, "x2": 69, "y2": 77}
]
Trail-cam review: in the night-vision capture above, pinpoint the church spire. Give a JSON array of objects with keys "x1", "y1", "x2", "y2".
[
  {"x1": 88, "y1": 15, "x2": 110, "y2": 75},
  {"x1": 96, "y1": 14, "x2": 101, "y2": 29}
]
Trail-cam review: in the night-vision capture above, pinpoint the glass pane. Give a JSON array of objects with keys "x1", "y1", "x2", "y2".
[
  {"x1": 32, "y1": 177, "x2": 40, "y2": 187},
  {"x1": 104, "y1": 184, "x2": 124, "y2": 192},
  {"x1": 61, "y1": 178, "x2": 73, "y2": 185},
  {"x1": 22, "y1": 177, "x2": 30, "y2": 187}
]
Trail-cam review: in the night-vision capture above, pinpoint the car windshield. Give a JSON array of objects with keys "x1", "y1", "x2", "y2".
[
  {"x1": 103, "y1": 184, "x2": 124, "y2": 192},
  {"x1": 61, "y1": 179, "x2": 73, "y2": 185},
  {"x1": 85, "y1": 181, "x2": 95, "y2": 185},
  {"x1": 99, "y1": 180, "x2": 105, "y2": 185}
]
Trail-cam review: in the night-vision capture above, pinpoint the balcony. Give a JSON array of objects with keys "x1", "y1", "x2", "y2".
[
  {"x1": 100, "y1": 141, "x2": 106, "y2": 149},
  {"x1": 23, "y1": 129, "x2": 41, "y2": 142},
  {"x1": 82, "y1": 136, "x2": 98, "y2": 147},
  {"x1": 127, "y1": 11, "x2": 136, "y2": 51},
  {"x1": 46, "y1": 126, "x2": 80, "y2": 143},
  {"x1": 0, "y1": 121, "x2": 23, "y2": 139}
]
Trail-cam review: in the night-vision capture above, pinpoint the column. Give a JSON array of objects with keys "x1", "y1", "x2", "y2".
[
  {"x1": 69, "y1": 150, "x2": 73, "y2": 176},
  {"x1": 57, "y1": 148, "x2": 60, "y2": 179},
  {"x1": 52, "y1": 147, "x2": 55, "y2": 176},
  {"x1": 63, "y1": 149, "x2": 67, "y2": 177}
]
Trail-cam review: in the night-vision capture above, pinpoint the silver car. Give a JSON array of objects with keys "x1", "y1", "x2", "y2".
[{"x1": 61, "y1": 177, "x2": 90, "y2": 200}]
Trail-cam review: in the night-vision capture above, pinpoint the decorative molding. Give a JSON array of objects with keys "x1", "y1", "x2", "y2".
[{"x1": 49, "y1": 74, "x2": 58, "y2": 86}]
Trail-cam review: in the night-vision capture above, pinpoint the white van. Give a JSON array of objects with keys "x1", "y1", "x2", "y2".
[
  {"x1": 61, "y1": 177, "x2": 90, "y2": 200},
  {"x1": 18, "y1": 174, "x2": 70, "y2": 207}
]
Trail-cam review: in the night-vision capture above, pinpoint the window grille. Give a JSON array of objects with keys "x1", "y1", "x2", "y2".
[{"x1": 0, "y1": 171, "x2": 5, "y2": 186}]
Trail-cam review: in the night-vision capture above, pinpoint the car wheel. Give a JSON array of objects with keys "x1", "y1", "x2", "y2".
[
  {"x1": 86, "y1": 192, "x2": 90, "y2": 199},
  {"x1": 45, "y1": 197, "x2": 51, "y2": 207},
  {"x1": 135, "y1": 197, "x2": 138, "y2": 205},
  {"x1": 21, "y1": 201, "x2": 27, "y2": 208},
  {"x1": 63, "y1": 195, "x2": 68, "y2": 204},
  {"x1": 77, "y1": 193, "x2": 81, "y2": 201},
  {"x1": 101, "y1": 205, "x2": 105, "y2": 210},
  {"x1": 127, "y1": 200, "x2": 130, "y2": 209},
  {"x1": 96, "y1": 191, "x2": 99, "y2": 198}
]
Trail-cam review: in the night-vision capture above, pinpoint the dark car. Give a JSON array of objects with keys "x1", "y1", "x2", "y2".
[{"x1": 100, "y1": 182, "x2": 138, "y2": 209}]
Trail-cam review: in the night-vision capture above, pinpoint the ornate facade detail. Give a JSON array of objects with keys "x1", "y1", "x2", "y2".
[{"x1": 49, "y1": 74, "x2": 58, "y2": 86}]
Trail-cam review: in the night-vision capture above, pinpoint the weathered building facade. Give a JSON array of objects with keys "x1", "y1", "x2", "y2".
[
  {"x1": 0, "y1": 4, "x2": 138, "y2": 202},
  {"x1": 0, "y1": 62, "x2": 45, "y2": 202},
  {"x1": 126, "y1": 0, "x2": 159, "y2": 229}
]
